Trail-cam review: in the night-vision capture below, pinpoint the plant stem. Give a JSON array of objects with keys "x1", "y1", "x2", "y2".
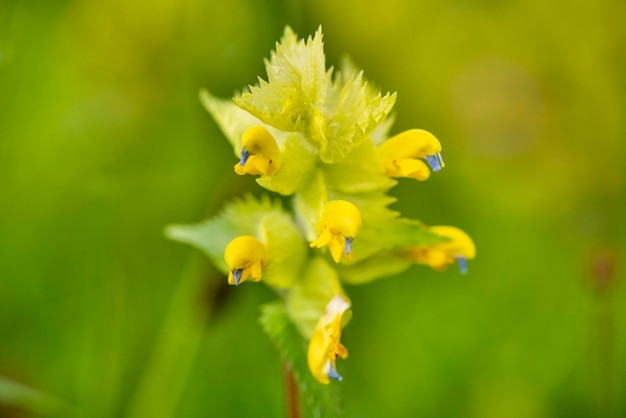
[{"x1": 283, "y1": 362, "x2": 300, "y2": 418}]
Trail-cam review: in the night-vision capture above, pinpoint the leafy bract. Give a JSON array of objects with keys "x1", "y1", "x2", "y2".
[
  {"x1": 199, "y1": 89, "x2": 264, "y2": 154},
  {"x1": 260, "y1": 303, "x2": 345, "y2": 418},
  {"x1": 165, "y1": 195, "x2": 306, "y2": 288},
  {"x1": 286, "y1": 257, "x2": 347, "y2": 339},
  {"x1": 234, "y1": 26, "x2": 327, "y2": 133},
  {"x1": 314, "y1": 71, "x2": 396, "y2": 163},
  {"x1": 256, "y1": 132, "x2": 318, "y2": 196}
]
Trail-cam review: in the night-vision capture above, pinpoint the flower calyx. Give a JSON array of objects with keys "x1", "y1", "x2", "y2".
[
  {"x1": 310, "y1": 200, "x2": 362, "y2": 263},
  {"x1": 224, "y1": 235, "x2": 266, "y2": 285},
  {"x1": 307, "y1": 294, "x2": 350, "y2": 384},
  {"x1": 377, "y1": 129, "x2": 445, "y2": 180},
  {"x1": 234, "y1": 126, "x2": 281, "y2": 177}
]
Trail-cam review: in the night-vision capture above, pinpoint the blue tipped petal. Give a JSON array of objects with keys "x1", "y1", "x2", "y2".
[
  {"x1": 239, "y1": 148, "x2": 250, "y2": 166},
  {"x1": 327, "y1": 366, "x2": 343, "y2": 381},
  {"x1": 344, "y1": 237, "x2": 353, "y2": 255},
  {"x1": 455, "y1": 256, "x2": 468, "y2": 274},
  {"x1": 232, "y1": 268, "x2": 243, "y2": 286},
  {"x1": 424, "y1": 152, "x2": 445, "y2": 172}
]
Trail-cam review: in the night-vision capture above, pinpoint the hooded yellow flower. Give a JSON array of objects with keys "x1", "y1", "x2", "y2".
[
  {"x1": 235, "y1": 126, "x2": 281, "y2": 176},
  {"x1": 224, "y1": 235, "x2": 266, "y2": 285},
  {"x1": 409, "y1": 226, "x2": 475, "y2": 273},
  {"x1": 377, "y1": 129, "x2": 444, "y2": 180},
  {"x1": 307, "y1": 294, "x2": 350, "y2": 384},
  {"x1": 310, "y1": 200, "x2": 362, "y2": 263}
]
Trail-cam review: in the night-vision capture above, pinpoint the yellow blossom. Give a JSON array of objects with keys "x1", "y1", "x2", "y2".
[
  {"x1": 307, "y1": 295, "x2": 350, "y2": 384},
  {"x1": 409, "y1": 226, "x2": 475, "y2": 273},
  {"x1": 224, "y1": 235, "x2": 266, "y2": 285},
  {"x1": 234, "y1": 126, "x2": 281, "y2": 176},
  {"x1": 310, "y1": 200, "x2": 362, "y2": 263},
  {"x1": 377, "y1": 129, "x2": 444, "y2": 180}
]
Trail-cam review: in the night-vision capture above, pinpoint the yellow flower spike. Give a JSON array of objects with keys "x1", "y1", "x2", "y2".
[
  {"x1": 409, "y1": 226, "x2": 476, "y2": 274},
  {"x1": 234, "y1": 126, "x2": 281, "y2": 176},
  {"x1": 310, "y1": 200, "x2": 362, "y2": 263},
  {"x1": 377, "y1": 129, "x2": 445, "y2": 180},
  {"x1": 223, "y1": 235, "x2": 266, "y2": 286},
  {"x1": 307, "y1": 294, "x2": 351, "y2": 384}
]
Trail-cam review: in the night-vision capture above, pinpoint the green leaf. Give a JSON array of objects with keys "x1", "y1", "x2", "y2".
[
  {"x1": 165, "y1": 195, "x2": 307, "y2": 288},
  {"x1": 259, "y1": 302, "x2": 345, "y2": 418}
]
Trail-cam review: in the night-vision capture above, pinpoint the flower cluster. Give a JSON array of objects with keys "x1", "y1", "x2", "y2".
[{"x1": 168, "y1": 27, "x2": 475, "y2": 385}]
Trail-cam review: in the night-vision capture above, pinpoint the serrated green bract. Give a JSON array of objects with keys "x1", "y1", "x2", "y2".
[
  {"x1": 234, "y1": 26, "x2": 327, "y2": 133},
  {"x1": 234, "y1": 26, "x2": 396, "y2": 164},
  {"x1": 255, "y1": 132, "x2": 317, "y2": 195},
  {"x1": 165, "y1": 195, "x2": 306, "y2": 288},
  {"x1": 315, "y1": 70, "x2": 396, "y2": 163},
  {"x1": 259, "y1": 303, "x2": 345, "y2": 418},
  {"x1": 199, "y1": 89, "x2": 264, "y2": 155},
  {"x1": 286, "y1": 257, "x2": 347, "y2": 338}
]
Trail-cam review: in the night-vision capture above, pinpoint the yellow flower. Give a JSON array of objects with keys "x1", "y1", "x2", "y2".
[
  {"x1": 307, "y1": 295, "x2": 350, "y2": 384},
  {"x1": 409, "y1": 226, "x2": 475, "y2": 273},
  {"x1": 234, "y1": 126, "x2": 281, "y2": 176},
  {"x1": 224, "y1": 235, "x2": 266, "y2": 285},
  {"x1": 310, "y1": 200, "x2": 362, "y2": 263},
  {"x1": 377, "y1": 129, "x2": 444, "y2": 180}
]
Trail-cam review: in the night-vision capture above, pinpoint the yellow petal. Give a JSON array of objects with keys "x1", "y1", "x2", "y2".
[
  {"x1": 409, "y1": 226, "x2": 475, "y2": 273},
  {"x1": 385, "y1": 158, "x2": 431, "y2": 180},
  {"x1": 378, "y1": 129, "x2": 441, "y2": 160},
  {"x1": 323, "y1": 200, "x2": 362, "y2": 239},
  {"x1": 307, "y1": 295, "x2": 351, "y2": 384},
  {"x1": 328, "y1": 235, "x2": 345, "y2": 263}
]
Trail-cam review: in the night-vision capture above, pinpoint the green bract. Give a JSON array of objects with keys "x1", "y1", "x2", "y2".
[{"x1": 168, "y1": 25, "x2": 474, "y2": 412}]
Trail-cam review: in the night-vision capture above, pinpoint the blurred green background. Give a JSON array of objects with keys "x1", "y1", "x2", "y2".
[{"x1": 1, "y1": 0, "x2": 625, "y2": 417}]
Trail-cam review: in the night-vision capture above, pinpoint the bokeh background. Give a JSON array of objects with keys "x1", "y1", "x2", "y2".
[{"x1": 1, "y1": 0, "x2": 625, "y2": 417}]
